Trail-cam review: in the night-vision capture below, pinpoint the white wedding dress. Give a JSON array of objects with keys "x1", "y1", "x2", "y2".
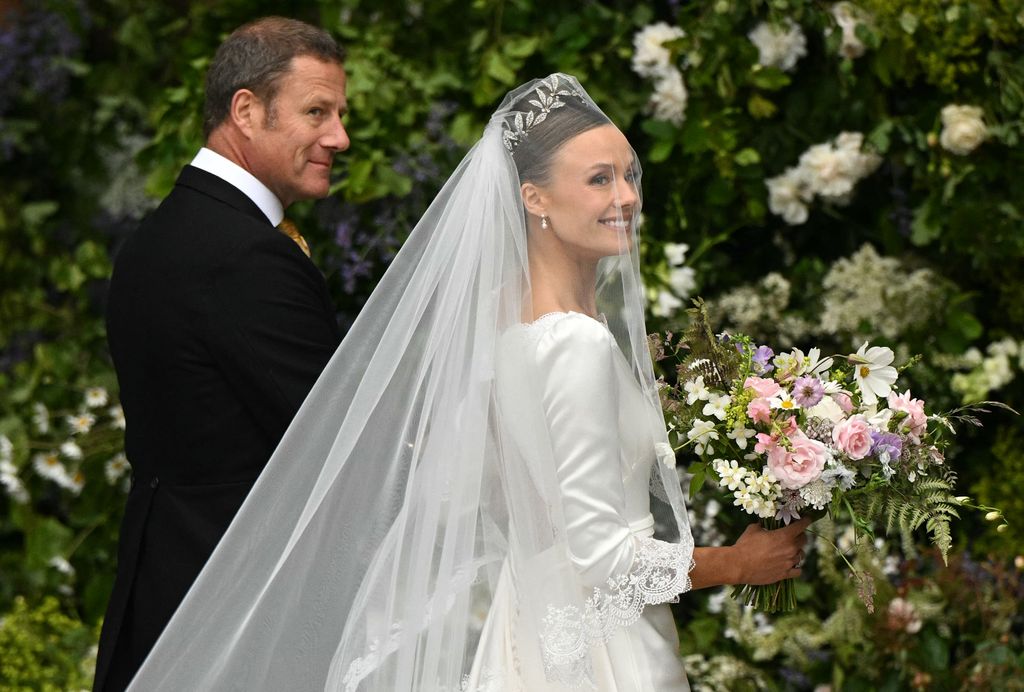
[{"x1": 466, "y1": 312, "x2": 692, "y2": 691}]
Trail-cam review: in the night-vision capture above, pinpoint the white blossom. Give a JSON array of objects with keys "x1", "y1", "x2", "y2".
[
  {"x1": 651, "y1": 288, "x2": 684, "y2": 317},
  {"x1": 850, "y1": 342, "x2": 898, "y2": 405},
  {"x1": 67, "y1": 412, "x2": 96, "y2": 435},
  {"x1": 648, "y1": 68, "x2": 688, "y2": 125},
  {"x1": 60, "y1": 440, "x2": 83, "y2": 461},
  {"x1": 32, "y1": 402, "x2": 50, "y2": 433},
  {"x1": 747, "y1": 20, "x2": 807, "y2": 72},
  {"x1": 714, "y1": 458, "x2": 749, "y2": 491},
  {"x1": 726, "y1": 423, "x2": 756, "y2": 450},
  {"x1": 107, "y1": 403, "x2": 126, "y2": 430},
  {"x1": 105, "y1": 453, "x2": 130, "y2": 484},
  {"x1": 84, "y1": 386, "x2": 109, "y2": 408},
  {"x1": 49, "y1": 556, "x2": 75, "y2": 576},
  {"x1": 830, "y1": 2, "x2": 869, "y2": 58},
  {"x1": 688, "y1": 419, "x2": 720, "y2": 456},
  {"x1": 632, "y1": 22, "x2": 686, "y2": 78},
  {"x1": 0, "y1": 435, "x2": 12, "y2": 463},
  {"x1": 939, "y1": 104, "x2": 987, "y2": 155},
  {"x1": 668, "y1": 266, "x2": 697, "y2": 298},
  {"x1": 33, "y1": 453, "x2": 66, "y2": 481},
  {"x1": 1, "y1": 459, "x2": 30, "y2": 504},
  {"x1": 702, "y1": 393, "x2": 732, "y2": 421},
  {"x1": 766, "y1": 167, "x2": 811, "y2": 225},
  {"x1": 664, "y1": 242, "x2": 689, "y2": 266},
  {"x1": 684, "y1": 376, "x2": 711, "y2": 404}
]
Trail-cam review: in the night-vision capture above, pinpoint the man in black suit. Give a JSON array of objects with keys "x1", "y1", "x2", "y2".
[{"x1": 94, "y1": 17, "x2": 349, "y2": 691}]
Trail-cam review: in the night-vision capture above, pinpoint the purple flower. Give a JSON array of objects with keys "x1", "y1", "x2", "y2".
[
  {"x1": 751, "y1": 345, "x2": 774, "y2": 374},
  {"x1": 792, "y1": 375, "x2": 825, "y2": 408},
  {"x1": 870, "y1": 431, "x2": 903, "y2": 463}
]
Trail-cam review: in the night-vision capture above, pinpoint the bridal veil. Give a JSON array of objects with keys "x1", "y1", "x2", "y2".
[{"x1": 129, "y1": 74, "x2": 693, "y2": 691}]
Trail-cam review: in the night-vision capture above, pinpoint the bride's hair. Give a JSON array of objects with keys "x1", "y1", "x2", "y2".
[{"x1": 510, "y1": 94, "x2": 610, "y2": 186}]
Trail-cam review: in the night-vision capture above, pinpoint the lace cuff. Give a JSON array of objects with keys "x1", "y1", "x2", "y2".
[{"x1": 539, "y1": 536, "x2": 695, "y2": 687}]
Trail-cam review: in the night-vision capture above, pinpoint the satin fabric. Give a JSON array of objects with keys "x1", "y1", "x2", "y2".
[{"x1": 466, "y1": 312, "x2": 690, "y2": 691}]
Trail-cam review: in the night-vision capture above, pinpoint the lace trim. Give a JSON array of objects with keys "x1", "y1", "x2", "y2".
[{"x1": 539, "y1": 536, "x2": 695, "y2": 687}]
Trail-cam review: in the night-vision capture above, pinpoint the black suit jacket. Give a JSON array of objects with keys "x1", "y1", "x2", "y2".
[{"x1": 93, "y1": 166, "x2": 341, "y2": 691}]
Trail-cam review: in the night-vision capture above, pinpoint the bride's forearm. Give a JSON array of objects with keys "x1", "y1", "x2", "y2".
[{"x1": 688, "y1": 546, "x2": 742, "y2": 590}]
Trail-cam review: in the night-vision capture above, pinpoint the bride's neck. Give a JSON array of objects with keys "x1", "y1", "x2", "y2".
[{"x1": 527, "y1": 243, "x2": 598, "y2": 319}]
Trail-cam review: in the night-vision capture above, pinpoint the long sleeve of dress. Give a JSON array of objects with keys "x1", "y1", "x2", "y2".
[{"x1": 534, "y1": 314, "x2": 692, "y2": 599}]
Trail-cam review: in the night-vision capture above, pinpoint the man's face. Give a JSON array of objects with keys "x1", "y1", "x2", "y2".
[{"x1": 247, "y1": 56, "x2": 349, "y2": 207}]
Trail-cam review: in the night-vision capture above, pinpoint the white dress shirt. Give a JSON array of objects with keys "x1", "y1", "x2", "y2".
[{"x1": 190, "y1": 148, "x2": 284, "y2": 226}]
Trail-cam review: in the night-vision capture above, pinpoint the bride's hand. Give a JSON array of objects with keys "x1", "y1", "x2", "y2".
[{"x1": 729, "y1": 516, "x2": 812, "y2": 585}]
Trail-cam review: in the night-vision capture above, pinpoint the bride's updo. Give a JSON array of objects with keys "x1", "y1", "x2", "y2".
[{"x1": 505, "y1": 75, "x2": 610, "y2": 186}]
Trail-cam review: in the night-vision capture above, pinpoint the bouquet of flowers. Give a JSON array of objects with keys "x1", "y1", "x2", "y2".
[{"x1": 654, "y1": 301, "x2": 1010, "y2": 612}]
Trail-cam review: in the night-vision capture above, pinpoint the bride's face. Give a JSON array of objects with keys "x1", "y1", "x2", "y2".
[{"x1": 536, "y1": 124, "x2": 640, "y2": 261}]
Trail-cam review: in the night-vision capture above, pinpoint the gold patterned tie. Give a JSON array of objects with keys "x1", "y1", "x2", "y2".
[{"x1": 277, "y1": 218, "x2": 311, "y2": 257}]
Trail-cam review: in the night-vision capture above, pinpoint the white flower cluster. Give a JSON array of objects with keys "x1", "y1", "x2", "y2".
[
  {"x1": 632, "y1": 23, "x2": 688, "y2": 125},
  {"x1": 950, "y1": 338, "x2": 1022, "y2": 403},
  {"x1": 820, "y1": 243, "x2": 947, "y2": 342},
  {"x1": 651, "y1": 242, "x2": 697, "y2": 318},
  {"x1": 713, "y1": 458, "x2": 781, "y2": 519},
  {"x1": 105, "y1": 452, "x2": 131, "y2": 485},
  {"x1": 747, "y1": 20, "x2": 807, "y2": 72},
  {"x1": 1, "y1": 435, "x2": 29, "y2": 503},
  {"x1": 829, "y1": 2, "x2": 870, "y2": 59},
  {"x1": 767, "y1": 132, "x2": 882, "y2": 225},
  {"x1": 711, "y1": 272, "x2": 813, "y2": 346},
  {"x1": 939, "y1": 104, "x2": 988, "y2": 156},
  {"x1": 683, "y1": 652, "x2": 769, "y2": 691}
]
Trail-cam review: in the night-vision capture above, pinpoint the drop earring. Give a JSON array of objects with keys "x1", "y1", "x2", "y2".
[{"x1": 540, "y1": 215, "x2": 549, "y2": 230}]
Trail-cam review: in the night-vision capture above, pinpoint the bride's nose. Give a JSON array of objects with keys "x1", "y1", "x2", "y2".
[{"x1": 612, "y1": 175, "x2": 638, "y2": 210}]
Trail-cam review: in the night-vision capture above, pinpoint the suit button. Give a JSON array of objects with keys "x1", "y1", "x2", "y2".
[{"x1": 150, "y1": 477, "x2": 160, "y2": 489}]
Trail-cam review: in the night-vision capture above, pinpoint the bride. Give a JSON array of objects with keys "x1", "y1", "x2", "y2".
[{"x1": 127, "y1": 74, "x2": 807, "y2": 691}]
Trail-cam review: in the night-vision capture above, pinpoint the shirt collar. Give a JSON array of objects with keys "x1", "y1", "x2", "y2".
[{"x1": 190, "y1": 147, "x2": 284, "y2": 226}]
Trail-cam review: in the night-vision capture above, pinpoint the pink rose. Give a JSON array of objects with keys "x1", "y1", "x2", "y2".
[
  {"x1": 747, "y1": 397, "x2": 772, "y2": 424},
  {"x1": 832, "y1": 392, "x2": 854, "y2": 414},
  {"x1": 767, "y1": 433, "x2": 827, "y2": 489},
  {"x1": 888, "y1": 389, "x2": 927, "y2": 442},
  {"x1": 831, "y1": 414, "x2": 873, "y2": 460},
  {"x1": 744, "y1": 376, "x2": 782, "y2": 400}
]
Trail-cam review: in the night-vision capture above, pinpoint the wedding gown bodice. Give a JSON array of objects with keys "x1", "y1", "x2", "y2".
[{"x1": 475, "y1": 311, "x2": 691, "y2": 691}]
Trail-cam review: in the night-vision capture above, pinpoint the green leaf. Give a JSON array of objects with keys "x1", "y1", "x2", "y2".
[
  {"x1": 503, "y1": 36, "x2": 539, "y2": 59},
  {"x1": 484, "y1": 51, "x2": 517, "y2": 85},
  {"x1": 748, "y1": 67, "x2": 791, "y2": 91},
  {"x1": 747, "y1": 94, "x2": 777, "y2": 119},
  {"x1": 649, "y1": 139, "x2": 675, "y2": 163},
  {"x1": 21, "y1": 201, "x2": 58, "y2": 228},
  {"x1": 947, "y1": 309, "x2": 983, "y2": 341},
  {"x1": 733, "y1": 147, "x2": 760, "y2": 166},
  {"x1": 910, "y1": 203, "x2": 941, "y2": 246}
]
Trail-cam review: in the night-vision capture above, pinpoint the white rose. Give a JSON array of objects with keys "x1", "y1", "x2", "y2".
[
  {"x1": 632, "y1": 23, "x2": 686, "y2": 79},
  {"x1": 647, "y1": 68, "x2": 687, "y2": 125},
  {"x1": 939, "y1": 104, "x2": 987, "y2": 155},
  {"x1": 766, "y1": 167, "x2": 811, "y2": 225},
  {"x1": 748, "y1": 20, "x2": 807, "y2": 72}
]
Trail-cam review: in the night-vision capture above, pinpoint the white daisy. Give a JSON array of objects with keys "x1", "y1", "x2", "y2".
[
  {"x1": 105, "y1": 453, "x2": 130, "y2": 484},
  {"x1": 108, "y1": 404, "x2": 126, "y2": 430},
  {"x1": 84, "y1": 386, "x2": 109, "y2": 408},
  {"x1": 60, "y1": 441, "x2": 83, "y2": 461},
  {"x1": 67, "y1": 412, "x2": 96, "y2": 435}
]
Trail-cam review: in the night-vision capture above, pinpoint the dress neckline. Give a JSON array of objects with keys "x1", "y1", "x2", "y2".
[{"x1": 526, "y1": 310, "x2": 608, "y2": 328}]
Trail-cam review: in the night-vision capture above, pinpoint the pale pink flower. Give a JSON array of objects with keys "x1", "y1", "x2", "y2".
[
  {"x1": 767, "y1": 433, "x2": 826, "y2": 489},
  {"x1": 744, "y1": 376, "x2": 782, "y2": 399},
  {"x1": 754, "y1": 432, "x2": 779, "y2": 455},
  {"x1": 833, "y1": 392, "x2": 854, "y2": 414},
  {"x1": 832, "y1": 414, "x2": 873, "y2": 460},
  {"x1": 747, "y1": 397, "x2": 772, "y2": 425},
  {"x1": 888, "y1": 389, "x2": 927, "y2": 442}
]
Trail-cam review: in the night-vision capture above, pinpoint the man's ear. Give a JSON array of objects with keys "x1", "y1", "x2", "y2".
[
  {"x1": 229, "y1": 89, "x2": 262, "y2": 138},
  {"x1": 520, "y1": 182, "x2": 547, "y2": 219}
]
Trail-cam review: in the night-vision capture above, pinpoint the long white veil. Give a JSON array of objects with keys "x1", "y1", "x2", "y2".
[{"x1": 129, "y1": 74, "x2": 693, "y2": 691}]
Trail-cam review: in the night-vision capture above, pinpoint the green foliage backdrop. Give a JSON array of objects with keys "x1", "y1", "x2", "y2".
[{"x1": 1, "y1": 0, "x2": 1021, "y2": 688}]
